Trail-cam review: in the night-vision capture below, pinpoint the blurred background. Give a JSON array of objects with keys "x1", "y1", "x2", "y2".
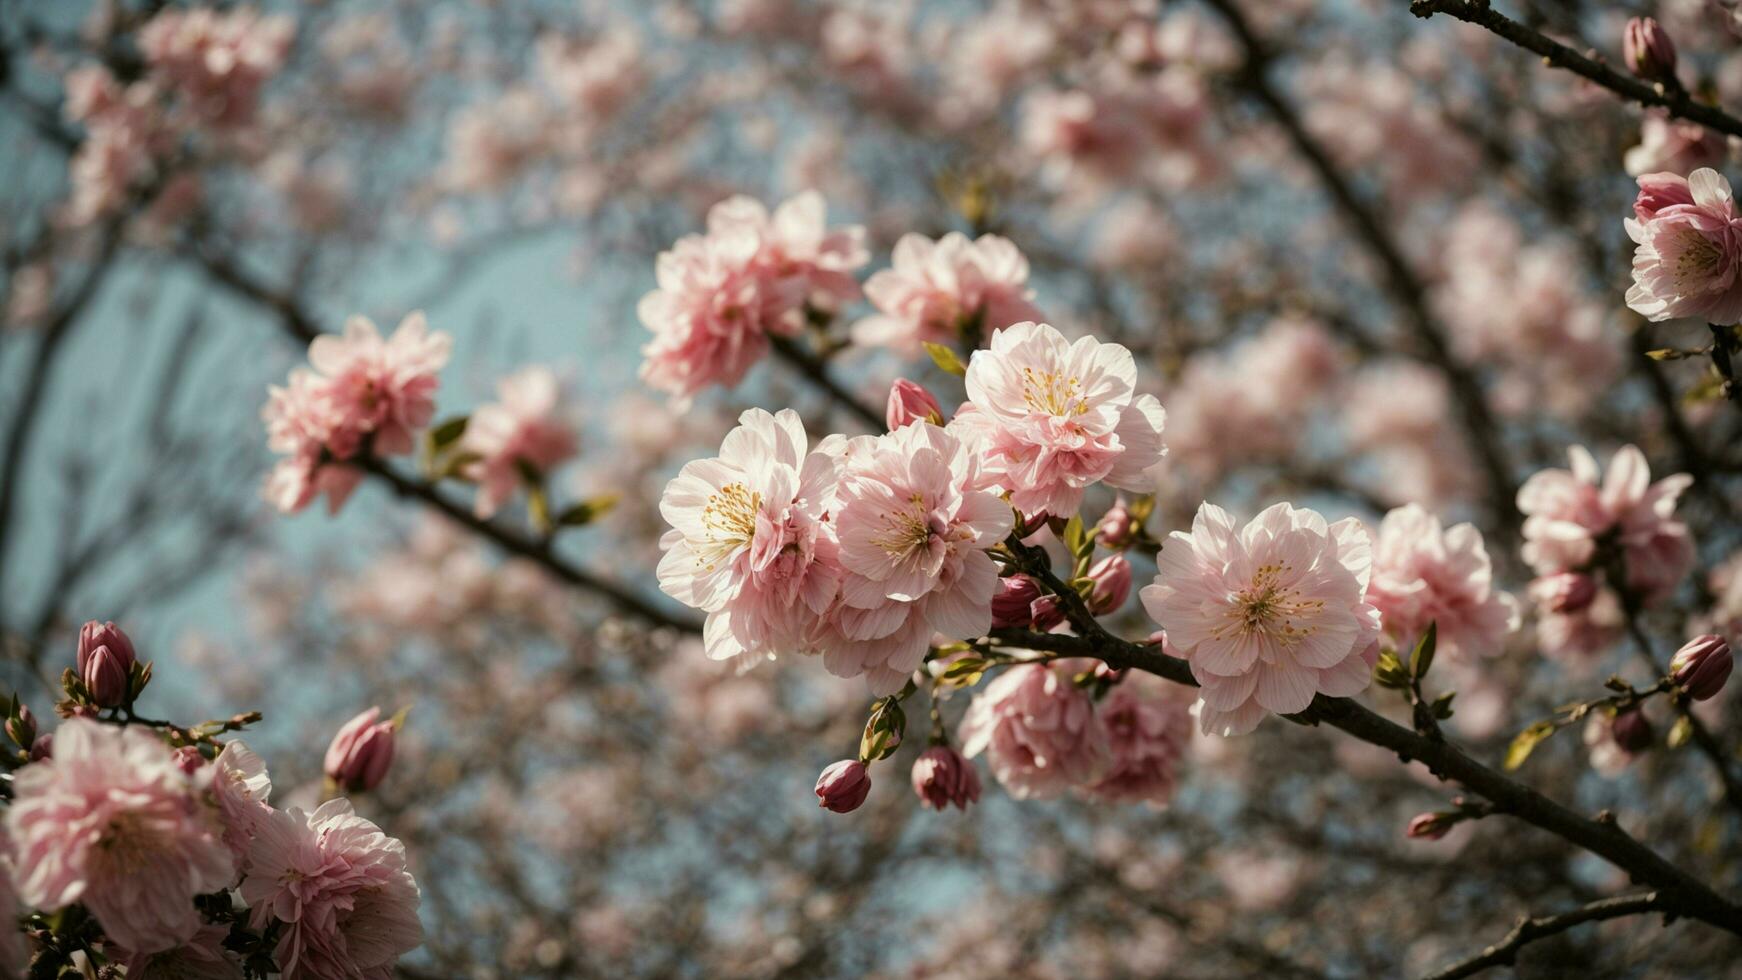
[{"x1": 2, "y1": 0, "x2": 1741, "y2": 976}]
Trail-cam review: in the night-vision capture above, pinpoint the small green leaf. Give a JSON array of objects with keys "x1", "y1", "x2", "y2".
[
  {"x1": 1667, "y1": 715, "x2": 1694, "y2": 749},
  {"x1": 558, "y1": 493, "x2": 621, "y2": 527},
  {"x1": 923, "y1": 341, "x2": 967, "y2": 378},
  {"x1": 1062, "y1": 515, "x2": 1090, "y2": 561},
  {"x1": 428, "y1": 416, "x2": 469, "y2": 449},
  {"x1": 1410, "y1": 622, "x2": 1437, "y2": 680},
  {"x1": 1373, "y1": 650, "x2": 1409, "y2": 690},
  {"x1": 1505, "y1": 720, "x2": 1558, "y2": 771},
  {"x1": 859, "y1": 698, "x2": 906, "y2": 762},
  {"x1": 1431, "y1": 690, "x2": 1456, "y2": 720}
]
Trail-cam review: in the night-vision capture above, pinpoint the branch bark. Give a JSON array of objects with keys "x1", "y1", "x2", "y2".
[{"x1": 1422, "y1": 892, "x2": 1666, "y2": 980}]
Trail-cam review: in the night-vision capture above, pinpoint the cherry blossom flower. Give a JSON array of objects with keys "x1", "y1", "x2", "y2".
[
  {"x1": 949, "y1": 321, "x2": 1166, "y2": 517},
  {"x1": 911, "y1": 746, "x2": 982, "y2": 811},
  {"x1": 112, "y1": 923, "x2": 243, "y2": 980},
  {"x1": 852, "y1": 232, "x2": 1042, "y2": 352},
  {"x1": 658, "y1": 408, "x2": 844, "y2": 669},
  {"x1": 640, "y1": 192, "x2": 866, "y2": 402},
  {"x1": 1367, "y1": 505, "x2": 1520, "y2": 661},
  {"x1": 959, "y1": 661, "x2": 1110, "y2": 799},
  {"x1": 825, "y1": 421, "x2": 1013, "y2": 693},
  {"x1": 1625, "y1": 168, "x2": 1742, "y2": 324},
  {"x1": 7, "y1": 719, "x2": 234, "y2": 954},
  {"x1": 138, "y1": 6, "x2": 294, "y2": 128},
  {"x1": 1624, "y1": 114, "x2": 1728, "y2": 178},
  {"x1": 1141, "y1": 503, "x2": 1381, "y2": 736},
  {"x1": 241, "y1": 799, "x2": 423, "y2": 980},
  {"x1": 1517, "y1": 445, "x2": 1694, "y2": 605},
  {"x1": 212, "y1": 740, "x2": 273, "y2": 864},
  {"x1": 460, "y1": 366, "x2": 579, "y2": 518},
  {"x1": 1082, "y1": 674, "x2": 1193, "y2": 807}
]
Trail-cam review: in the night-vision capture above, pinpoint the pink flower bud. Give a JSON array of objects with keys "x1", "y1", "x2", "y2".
[
  {"x1": 324, "y1": 707, "x2": 397, "y2": 792},
  {"x1": 1029, "y1": 594, "x2": 1067, "y2": 631},
  {"x1": 1097, "y1": 499, "x2": 1135, "y2": 548},
  {"x1": 28, "y1": 733, "x2": 52, "y2": 762},
  {"x1": 1530, "y1": 572, "x2": 1598, "y2": 614},
  {"x1": 76, "y1": 620, "x2": 135, "y2": 681},
  {"x1": 991, "y1": 576, "x2": 1045, "y2": 629},
  {"x1": 172, "y1": 745, "x2": 205, "y2": 774},
  {"x1": 814, "y1": 759, "x2": 871, "y2": 813},
  {"x1": 83, "y1": 645, "x2": 131, "y2": 708},
  {"x1": 1623, "y1": 17, "x2": 1677, "y2": 83},
  {"x1": 911, "y1": 746, "x2": 981, "y2": 811},
  {"x1": 1610, "y1": 708, "x2": 1654, "y2": 754},
  {"x1": 1085, "y1": 555, "x2": 1132, "y2": 615},
  {"x1": 6, "y1": 705, "x2": 36, "y2": 750},
  {"x1": 885, "y1": 378, "x2": 945, "y2": 430},
  {"x1": 1670, "y1": 635, "x2": 1732, "y2": 701},
  {"x1": 1405, "y1": 812, "x2": 1452, "y2": 841}
]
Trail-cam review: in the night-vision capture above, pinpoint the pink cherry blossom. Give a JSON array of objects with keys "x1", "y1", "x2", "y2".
[
  {"x1": 1082, "y1": 673, "x2": 1193, "y2": 807},
  {"x1": 261, "y1": 312, "x2": 451, "y2": 515},
  {"x1": 7, "y1": 719, "x2": 235, "y2": 954},
  {"x1": 640, "y1": 192, "x2": 866, "y2": 402},
  {"x1": 1517, "y1": 445, "x2": 1694, "y2": 605},
  {"x1": 113, "y1": 923, "x2": 243, "y2": 980},
  {"x1": 1624, "y1": 114, "x2": 1728, "y2": 178},
  {"x1": 241, "y1": 799, "x2": 424, "y2": 980},
  {"x1": 1625, "y1": 168, "x2": 1742, "y2": 324},
  {"x1": 324, "y1": 707, "x2": 397, "y2": 793},
  {"x1": 460, "y1": 366, "x2": 579, "y2": 518},
  {"x1": 138, "y1": 6, "x2": 294, "y2": 128},
  {"x1": 212, "y1": 740, "x2": 273, "y2": 864},
  {"x1": 825, "y1": 421, "x2": 1013, "y2": 693},
  {"x1": 1141, "y1": 503, "x2": 1381, "y2": 736},
  {"x1": 658, "y1": 408, "x2": 843, "y2": 670},
  {"x1": 1367, "y1": 505, "x2": 1520, "y2": 661},
  {"x1": 958, "y1": 661, "x2": 1110, "y2": 799},
  {"x1": 0, "y1": 861, "x2": 25, "y2": 979},
  {"x1": 910, "y1": 746, "x2": 982, "y2": 811},
  {"x1": 949, "y1": 321, "x2": 1166, "y2": 517},
  {"x1": 851, "y1": 232, "x2": 1043, "y2": 352}
]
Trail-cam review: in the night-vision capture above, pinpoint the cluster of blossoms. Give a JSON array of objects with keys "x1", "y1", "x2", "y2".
[
  {"x1": 1517, "y1": 445, "x2": 1694, "y2": 658},
  {"x1": 0, "y1": 622, "x2": 422, "y2": 977},
  {"x1": 851, "y1": 232, "x2": 1043, "y2": 353},
  {"x1": 638, "y1": 191, "x2": 868, "y2": 402}
]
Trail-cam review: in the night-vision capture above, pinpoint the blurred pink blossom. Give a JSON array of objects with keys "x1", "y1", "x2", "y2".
[
  {"x1": 461, "y1": 366, "x2": 579, "y2": 518},
  {"x1": 1082, "y1": 674, "x2": 1192, "y2": 807},
  {"x1": 959, "y1": 661, "x2": 1110, "y2": 800},
  {"x1": 853, "y1": 232, "x2": 1042, "y2": 352},
  {"x1": 1368, "y1": 504, "x2": 1519, "y2": 661}
]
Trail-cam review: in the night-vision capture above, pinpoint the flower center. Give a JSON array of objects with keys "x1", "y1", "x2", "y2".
[
  {"x1": 1020, "y1": 367, "x2": 1087, "y2": 418},
  {"x1": 1215, "y1": 562, "x2": 1323, "y2": 649},
  {"x1": 696, "y1": 482, "x2": 762, "y2": 569},
  {"x1": 871, "y1": 492, "x2": 941, "y2": 557},
  {"x1": 1673, "y1": 231, "x2": 1722, "y2": 285},
  {"x1": 94, "y1": 812, "x2": 166, "y2": 874}
]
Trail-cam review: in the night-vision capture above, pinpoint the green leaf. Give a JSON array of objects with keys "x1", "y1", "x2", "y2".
[
  {"x1": 938, "y1": 657, "x2": 989, "y2": 690},
  {"x1": 923, "y1": 341, "x2": 967, "y2": 378},
  {"x1": 1062, "y1": 515, "x2": 1090, "y2": 561},
  {"x1": 859, "y1": 698, "x2": 906, "y2": 762},
  {"x1": 557, "y1": 493, "x2": 621, "y2": 527},
  {"x1": 1410, "y1": 622, "x2": 1437, "y2": 680},
  {"x1": 1505, "y1": 720, "x2": 1558, "y2": 771},
  {"x1": 1667, "y1": 715, "x2": 1694, "y2": 749},
  {"x1": 428, "y1": 415, "x2": 469, "y2": 449},
  {"x1": 1373, "y1": 650, "x2": 1409, "y2": 690}
]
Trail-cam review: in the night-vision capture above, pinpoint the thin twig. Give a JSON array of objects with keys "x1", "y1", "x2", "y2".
[
  {"x1": 1407, "y1": 0, "x2": 1742, "y2": 141},
  {"x1": 1421, "y1": 892, "x2": 1665, "y2": 980}
]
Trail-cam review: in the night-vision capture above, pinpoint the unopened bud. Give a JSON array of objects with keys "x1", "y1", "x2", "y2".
[
  {"x1": 6, "y1": 705, "x2": 36, "y2": 750},
  {"x1": 1405, "y1": 811, "x2": 1453, "y2": 841},
  {"x1": 1610, "y1": 708, "x2": 1654, "y2": 754},
  {"x1": 815, "y1": 759, "x2": 871, "y2": 813},
  {"x1": 991, "y1": 576, "x2": 1044, "y2": 629},
  {"x1": 76, "y1": 621, "x2": 135, "y2": 679},
  {"x1": 1670, "y1": 634, "x2": 1732, "y2": 702},
  {"x1": 911, "y1": 746, "x2": 981, "y2": 811},
  {"x1": 1097, "y1": 499, "x2": 1135, "y2": 548},
  {"x1": 1085, "y1": 555, "x2": 1133, "y2": 615},
  {"x1": 1530, "y1": 572, "x2": 1598, "y2": 614},
  {"x1": 28, "y1": 733, "x2": 52, "y2": 762},
  {"x1": 84, "y1": 645, "x2": 131, "y2": 708},
  {"x1": 885, "y1": 378, "x2": 945, "y2": 430},
  {"x1": 324, "y1": 707, "x2": 397, "y2": 792},
  {"x1": 1623, "y1": 17, "x2": 1677, "y2": 83},
  {"x1": 172, "y1": 745, "x2": 205, "y2": 774}
]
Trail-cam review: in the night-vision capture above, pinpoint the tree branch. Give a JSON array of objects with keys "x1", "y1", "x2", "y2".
[
  {"x1": 767, "y1": 334, "x2": 883, "y2": 431},
  {"x1": 1422, "y1": 892, "x2": 1666, "y2": 980},
  {"x1": 1407, "y1": 0, "x2": 1742, "y2": 141}
]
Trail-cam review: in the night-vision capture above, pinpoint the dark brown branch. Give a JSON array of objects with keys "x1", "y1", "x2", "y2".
[
  {"x1": 1407, "y1": 0, "x2": 1742, "y2": 141},
  {"x1": 1201, "y1": 0, "x2": 1520, "y2": 539},
  {"x1": 1422, "y1": 892, "x2": 1666, "y2": 980},
  {"x1": 767, "y1": 334, "x2": 883, "y2": 431}
]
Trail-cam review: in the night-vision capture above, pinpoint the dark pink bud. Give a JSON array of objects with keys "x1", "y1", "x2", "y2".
[
  {"x1": 83, "y1": 645, "x2": 131, "y2": 708},
  {"x1": 1530, "y1": 572, "x2": 1598, "y2": 614},
  {"x1": 28, "y1": 733, "x2": 52, "y2": 762},
  {"x1": 1623, "y1": 17, "x2": 1677, "y2": 82},
  {"x1": 172, "y1": 745, "x2": 205, "y2": 774},
  {"x1": 1029, "y1": 594, "x2": 1067, "y2": 631},
  {"x1": 991, "y1": 576, "x2": 1045, "y2": 629},
  {"x1": 324, "y1": 707, "x2": 397, "y2": 792},
  {"x1": 815, "y1": 759, "x2": 871, "y2": 813},
  {"x1": 1085, "y1": 555, "x2": 1132, "y2": 615},
  {"x1": 885, "y1": 378, "x2": 945, "y2": 430},
  {"x1": 6, "y1": 705, "x2": 36, "y2": 750},
  {"x1": 1610, "y1": 708, "x2": 1654, "y2": 754},
  {"x1": 1097, "y1": 499, "x2": 1135, "y2": 548},
  {"x1": 1405, "y1": 812, "x2": 1452, "y2": 841},
  {"x1": 1670, "y1": 635, "x2": 1732, "y2": 701},
  {"x1": 76, "y1": 621, "x2": 135, "y2": 680},
  {"x1": 910, "y1": 746, "x2": 981, "y2": 811}
]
